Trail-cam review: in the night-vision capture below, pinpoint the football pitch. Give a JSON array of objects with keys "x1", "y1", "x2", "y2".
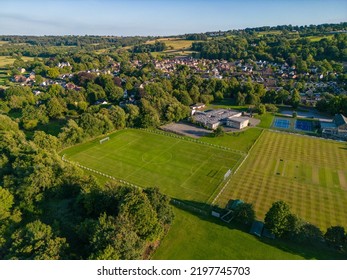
[
  {"x1": 63, "y1": 129, "x2": 244, "y2": 203},
  {"x1": 216, "y1": 130, "x2": 347, "y2": 230}
]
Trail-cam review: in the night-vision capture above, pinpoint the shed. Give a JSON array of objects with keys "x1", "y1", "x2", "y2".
[
  {"x1": 227, "y1": 199, "x2": 244, "y2": 210},
  {"x1": 262, "y1": 228, "x2": 275, "y2": 239},
  {"x1": 250, "y1": 221, "x2": 264, "y2": 237}
]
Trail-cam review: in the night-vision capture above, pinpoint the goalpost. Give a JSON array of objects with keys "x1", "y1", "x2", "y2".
[
  {"x1": 224, "y1": 169, "x2": 232, "y2": 181},
  {"x1": 99, "y1": 137, "x2": 110, "y2": 144}
]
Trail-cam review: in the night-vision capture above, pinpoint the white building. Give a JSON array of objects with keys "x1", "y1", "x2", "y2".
[{"x1": 226, "y1": 117, "x2": 249, "y2": 129}]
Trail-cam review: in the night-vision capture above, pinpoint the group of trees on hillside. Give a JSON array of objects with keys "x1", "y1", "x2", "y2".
[
  {"x1": 0, "y1": 115, "x2": 174, "y2": 260},
  {"x1": 133, "y1": 41, "x2": 167, "y2": 53},
  {"x1": 192, "y1": 33, "x2": 347, "y2": 67}
]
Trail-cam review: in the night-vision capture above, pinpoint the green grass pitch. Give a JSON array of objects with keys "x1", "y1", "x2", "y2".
[
  {"x1": 63, "y1": 129, "x2": 243, "y2": 203},
  {"x1": 216, "y1": 130, "x2": 347, "y2": 230},
  {"x1": 153, "y1": 208, "x2": 304, "y2": 260},
  {"x1": 152, "y1": 207, "x2": 344, "y2": 260}
]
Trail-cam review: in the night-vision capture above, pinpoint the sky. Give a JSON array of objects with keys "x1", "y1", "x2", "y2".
[{"x1": 1, "y1": 0, "x2": 346, "y2": 36}]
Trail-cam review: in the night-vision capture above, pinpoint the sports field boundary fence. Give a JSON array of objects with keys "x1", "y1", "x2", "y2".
[
  {"x1": 61, "y1": 154, "x2": 141, "y2": 189},
  {"x1": 135, "y1": 128, "x2": 246, "y2": 156},
  {"x1": 171, "y1": 199, "x2": 209, "y2": 216}
]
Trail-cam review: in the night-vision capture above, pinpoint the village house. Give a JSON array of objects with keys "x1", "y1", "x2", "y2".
[{"x1": 321, "y1": 114, "x2": 347, "y2": 139}]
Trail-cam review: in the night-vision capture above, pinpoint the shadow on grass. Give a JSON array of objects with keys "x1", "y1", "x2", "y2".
[{"x1": 171, "y1": 198, "x2": 347, "y2": 260}]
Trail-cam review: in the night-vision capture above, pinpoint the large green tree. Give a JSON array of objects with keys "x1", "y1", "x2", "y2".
[
  {"x1": 87, "y1": 213, "x2": 144, "y2": 260},
  {"x1": 7, "y1": 220, "x2": 68, "y2": 260},
  {"x1": 324, "y1": 226, "x2": 346, "y2": 248},
  {"x1": 264, "y1": 201, "x2": 292, "y2": 237},
  {"x1": 233, "y1": 202, "x2": 255, "y2": 225}
]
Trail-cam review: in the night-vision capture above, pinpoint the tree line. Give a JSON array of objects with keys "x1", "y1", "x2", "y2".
[
  {"x1": 231, "y1": 200, "x2": 347, "y2": 255},
  {"x1": 0, "y1": 114, "x2": 173, "y2": 259}
]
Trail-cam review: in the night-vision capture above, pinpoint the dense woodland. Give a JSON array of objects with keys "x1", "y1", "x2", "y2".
[
  {"x1": 0, "y1": 114, "x2": 173, "y2": 259},
  {"x1": 0, "y1": 23, "x2": 347, "y2": 259}
]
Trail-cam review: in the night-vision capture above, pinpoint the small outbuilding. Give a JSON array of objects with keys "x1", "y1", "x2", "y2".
[
  {"x1": 250, "y1": 221, "x2": 264, "y2": 237},
  {"x1": 227, "y1": 117, "x2": 249, "y2": 129}
]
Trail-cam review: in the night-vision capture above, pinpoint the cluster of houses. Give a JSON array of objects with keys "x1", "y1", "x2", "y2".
[
  {"x1": 321, "y1": 114, "x2": 347, "y2": 139},
  {"x1": 150, "y1": 57, "x2": 346, "y2": 96},
  {"x1": 12, "y1": 68, "x2": 36, "y2": 86},
  {"x1": 300, "y1": 81, "x2": 344, "y2": 106},
  {"x1": 191, "y1": 106, "x2": 250, "y2": 130}
]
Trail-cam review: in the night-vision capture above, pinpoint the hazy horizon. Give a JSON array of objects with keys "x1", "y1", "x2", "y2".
[{"x1": 1, "y1": 0, "x2": 347, "y2": 36}]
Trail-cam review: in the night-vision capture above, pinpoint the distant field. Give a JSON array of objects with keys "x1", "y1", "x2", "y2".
[
  {"x1": 153, "y1": 207, "x2": 342, "y2": 260},
  {"x1": 257, "y1": 30, "x2": 299, "y2": 37},
  {"x1": 0, "y1": 56, "x2": 36, "y2": 67},
  {"x1": 0, "y1": 57, "x2": 16, "y2": 67},
  {"x1": 305, "y1": 35, "x2": 334, "y2": 42},
  {"x1": 146, "y1": 38, "x2": 199, "y2": 57},
  {"x1": 63, "y1": 129, "x2": 243, "y2": 203},
  {"x1": 0, "y1": 69, "x2": 8, "y2": 85},
  {"x1": 0, "y1": 41, "x2": 9, "y2": 45},
  {"x1": 216, "y1": 130, "x2": 347, "y2": 230},
  {"x1": 147, "y1": 38, "x2": 196, "y2": 50}
]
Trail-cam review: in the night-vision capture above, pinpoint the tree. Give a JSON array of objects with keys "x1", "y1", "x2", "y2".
[
  {"x1": 125, "y1": 104, "x2": 140, "y2": 127},
  {"x1": 86, "y1": 83, "x2": 106, "y2": 104},
  {"x1": 264, "y1": 201, "x2": 292, "y2": 237},
  {"x1": 236, "y1": 92, "x2": 246, "y2": 106},
  {"x1": 118, "y1": 188, "x2": 162, "y2": 241},
  {"x1": 7, "y1": 220, "x2": 68, "y2": 260},
  {"x1": 233, "y1": 202, "x2": 255, "y2": 225},
  {"x1": 139, "y1": 99, "x2": 160, "y2": 128},
  {"x1": 58, "y1": 119, "x2": 84, "y2": 146},
  {"x1": 257, "y1": 104, "x2": 266, "y2": 115},
  {"x1": 46, "y1": 97, "x2": 66, "y2": 119},
  {"x1": 5, "y1": 86, "x2": 35, "y2": 109},
  {"x1": 33, "y1": 131, "x2": 61, "y2": 151},
  {"x1": 108, "y1": 105, "x2": 126, "y2": 129},
  {"x1": 46, "y1": 67, "x2": 60, "y2": 79},
  {"x1": 290, "y1": 89, "x2": 301, "y2": 109},
  {"x1": 108, "y1": 86, "x2": 123, "y2": 102},
  {"x1": 87, "y1": 213, "x2": 144, "y2": 260},
  {"x1": 48, "y1": 84, "x2": 65, "y2": 96},
  {"x1": 0, "y1": 187, "x2": 14, "y2": 220},
  {"x1": 213, "y1": 126, "x2": 225, "y2": 137},
  {"x1": 324, "y1": 226, "x2": 346, "y2": 248},
  {"x1": 144, "y1": 187, "x2": 174, "y2": 225},
  {"x1": 21, "y1": 105, "x2": 48, "y2": 130},
  {"x1": 296, "y1": 223, "x2": 323, "y2": 243}
]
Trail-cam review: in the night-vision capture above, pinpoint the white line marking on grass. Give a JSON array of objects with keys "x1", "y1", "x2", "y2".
[
  {"x1": 123, "y1": 140, "x2": 181, "y2": 180},
  {"x1": 210, "y1": 129, "x2": 265, "y2": 206},
  {"x1": 179, "y1": 153, "x2": 214, "y2": 187}
]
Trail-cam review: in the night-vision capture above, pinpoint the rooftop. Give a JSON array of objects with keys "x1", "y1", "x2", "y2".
[
  {"x1": 334, "y1": 114, "x2": 347, "y2": 127},
  {"x1": 193, "y1": 109, "x2": 241, "y2": 125}
]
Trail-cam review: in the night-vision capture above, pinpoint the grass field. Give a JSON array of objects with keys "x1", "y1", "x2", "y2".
[
  {"x1": 0, "y1": 69, "x2": 8, "y2": 86},
  {"x1": 63, "y1": 129, "x2": 243, "y2": 203},
  {"x1": 0, "y1": 56, "x2": 36, "y2": 67},
  {"x1": 256, "y1": 113, "x2": 274, "y2": 129},
  {"x1": 146, "y1": 38, "x2": 195, "y2": 50},
  {"x1": 153, "y1": 207, "x2": 343, "y2": 260},
  {"x1": 216, "y1": 130, "x2": 347, "y2": 230},
  {"x1": 146, "y1": 38, "x2": 198, "y2": 57},
  {"x1": 305, "y1": 35, "x2": 334, "y2": 42},
  {"x1": 200, "y1": 128, "x2": 262, "y2": 152}
]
